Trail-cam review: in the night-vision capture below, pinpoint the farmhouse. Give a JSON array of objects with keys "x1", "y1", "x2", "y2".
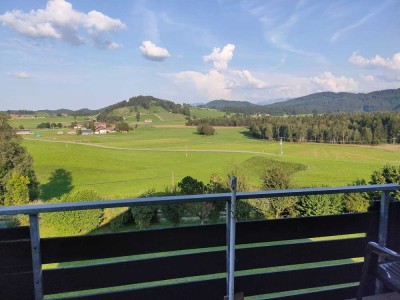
[
  {"x1": 94, "y1": 122, "x2": 116, "y2": 134},
  {"x1": 81, "y1": 129, "x2": 94, "y2": 135},
  {"x1": 16, "y1": 129, "x2": 33, "y2": 135}
]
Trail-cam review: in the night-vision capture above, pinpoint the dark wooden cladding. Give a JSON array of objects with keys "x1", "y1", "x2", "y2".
[
  {"x1": 64, "y1": 278, "x2": 226, "y2": 300},
  {"x1": 0, "y1": 226, "x2": 30, "y2": 240},
  {"x1": 43, "y1": 251, "x2": 226, "y2": 294},
  {"x1": 62, "y1": 264, "x2": 362, "y2": 300},
  {"x1": 236, "y1": 212, "x2": 378, "y2": 245},
  {"x1": 41, "y1": 223, "x2": 226, "y2": 263},
  {"x1": 235, "y1": 263, "x2": 363, "y2": 296},
  {"x1": 277, "y1": 284, "x2": 375, "y2": 300},
  {"x1": 0, "y1": 271, "x2": 34, "y2": 300},
  {"x1": 0, "y1": 227, "x2": 34, "y2": 299},
  {"x1": 41, "y1": 212, "x2": 378, "y2": 264},
  {"x1": 43, "y1": 238, "x2": 366, "y2": 294},
  {"x1": 236, "y1": 237, "x2": 367, "y2": 270},
  {"x1": 0, "y1": 240, "x2": 32, "y2": 275},
  {"x1": 277, "y1": 286, "x2": 358, "y2": 300},
  {"x1": 388, "y1": 202, "x2": 400, "y2": 253}
]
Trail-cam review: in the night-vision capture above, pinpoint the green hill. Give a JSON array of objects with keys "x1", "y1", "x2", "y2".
[
  {"x1": 203, "y1": 88, "x2": 400, "y2": 115},
  {"x1": 266, "y1": 89, "x2": 400, "y2": 115}
]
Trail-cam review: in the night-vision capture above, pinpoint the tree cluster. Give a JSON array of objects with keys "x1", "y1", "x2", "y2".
[
  {"x1": 0, "y1": 114, "x2": 39, "y2": 205},
  {"x1": 248, "y1": 112, "x2": 400, "y2": 144},
  {"x1": 37, "y1": 122, "x2": 63, "y2": 129},
  {"x1": 188, "y1": 112, "x2": 400, "y2": 144}
]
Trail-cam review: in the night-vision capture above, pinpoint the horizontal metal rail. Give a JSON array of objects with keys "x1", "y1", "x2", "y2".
[{"x1": 0, "y1": 184, "x2": 398, "y2": 216}]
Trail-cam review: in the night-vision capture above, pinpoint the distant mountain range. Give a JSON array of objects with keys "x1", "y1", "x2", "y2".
[
  {"x1": 5, "y1": 88, "x2": 400, "y2": 116},
  {"x1": 202, "y1": 89, "x2": 400, "y2": 115}
]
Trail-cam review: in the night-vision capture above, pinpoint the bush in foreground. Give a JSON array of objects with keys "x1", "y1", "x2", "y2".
[
  {"x1": 43, "y1": 190, "x2": 103, "y2": 235},
  {"x1": 131, "y1": 189, "x2": 158, "y2": 230}
]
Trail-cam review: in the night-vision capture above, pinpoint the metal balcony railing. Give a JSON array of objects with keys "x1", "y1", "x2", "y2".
[{"x1": 0, "y1": 180, "x2": 399, "y2": 300}]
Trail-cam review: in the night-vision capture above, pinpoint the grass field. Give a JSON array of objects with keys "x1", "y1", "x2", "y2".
[
  {"x1": 20, "y1": 124, "x2": 400, "y2": 199},
  {"x1": 190, "y1": 108, "x2": 227, "y2": 119}
]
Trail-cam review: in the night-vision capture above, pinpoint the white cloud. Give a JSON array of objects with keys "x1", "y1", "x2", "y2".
[
  {"x1": 349, "y1": 52, "x2": 400, "y2": 70},
  {"x1": 139, "y1": 41, "x2": 170, "y2": 61},
  {"x1": 173, "y1": 44, "x2": 270, "y2": 100},
  {"x1": 362, "y1": 75, "x2": 375, "y2": 82},
  {"x1": 0, "y1": 0, "x2": 125, "y2": 47},
  {"x1": 228, "y1": 70, "x2": 269, "y2": 89},
  {"x1": 174, "y1": 70, "x2": 231, "y2": 100},
  {"x1": 349, "y1": 52, "x2": 400, "y2": 83},
  {"x1": 10, "y1": 71, "x2": 31, "y2": 79},
  {"x1": 84, "y1": 10, "x2": 124, "y2": 32},
  {"x1": 203, "y1": 44, "x2": 235, "y2": 70},
  {"x1": 311, "y1": 71, "x2": 358, "y2": 92},
  {"x1": 107, "y1": 42, "x2": 122, "y2": 49}
]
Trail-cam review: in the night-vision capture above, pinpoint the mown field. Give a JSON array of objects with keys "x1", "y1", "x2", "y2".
[{"x1": 17, "y1": 121, "x2": 400, "y2": 199}]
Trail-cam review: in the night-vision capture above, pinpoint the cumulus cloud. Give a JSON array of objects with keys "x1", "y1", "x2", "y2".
[
  {"x1": 203, "y1": 44, "x2": 235, "y2": 70},
  {"x1": 349, "y1": 52, "x2": 400, "y2": 70},
  {"x1": 349, "y1": 52, "x2": 400, "y2": 83},
  {"x1": 0, "y1": 0, "x2": 125, "y2": 47},
  {"x1": 311, "y1": 71, "x2": 358, "y2": 92},
  {"x1": 172, "y1": 44, "x2": 272, "y2": 100},
  {"x1": 139, "y1": 41, "x2": 170, "y2": 61},
  {"x1": 228, "y1": 70, "x2": 269, "y2": 89},
  {"x1": 10, "y1": 71, "x2": 31, "y2": 79},
  {"x1": 174, "y1": 70, "x2": 231, "y2": 100}
]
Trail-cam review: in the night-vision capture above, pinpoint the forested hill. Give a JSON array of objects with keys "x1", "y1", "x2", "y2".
[
  {"x1": 266, "y1": 89, "x2": 400, "y2": 114},
  {"x1": 6, "y1": 95, "x2": 186, "y2": 116},
  {"x1": 203, "y1": 88, "x2": 400, "y2": 115}
]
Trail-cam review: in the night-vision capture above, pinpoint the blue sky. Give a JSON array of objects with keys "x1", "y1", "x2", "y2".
[{"x1": 0, "y1": 0, "x2": 399, "y2": 110}]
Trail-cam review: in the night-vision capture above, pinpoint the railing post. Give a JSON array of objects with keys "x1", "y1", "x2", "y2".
[
  {"x1": 226, "y1": 191, "x2": 231, "y2": 294},
  {"x1": 376, "y1": 191, "x2": 390, "y2": 294},
  {"x1": 29, "y1": 214, "x2": 43, "y2": 300},
  {"x1": 378, "y1": 191, "x2": 390, "y2": 247},
  {"x1": 227, "y1": 176, "x2": 237, "y2": 300}
]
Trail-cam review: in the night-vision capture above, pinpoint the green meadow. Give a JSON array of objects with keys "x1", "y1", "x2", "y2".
[{"x1": 19, "y1": 124, "x2": 399, "y2": 199}]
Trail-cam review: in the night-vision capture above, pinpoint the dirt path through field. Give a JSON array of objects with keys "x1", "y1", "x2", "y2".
[{"x1": 24, "y1": 137, "x2": 280, "y2": 156}]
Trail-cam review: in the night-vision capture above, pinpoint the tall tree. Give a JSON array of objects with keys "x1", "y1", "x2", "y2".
[{"x1": 0, "y1": 113, "x2": 39, "y2": 201}]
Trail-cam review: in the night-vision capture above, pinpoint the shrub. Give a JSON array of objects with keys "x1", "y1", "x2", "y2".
[
  {"x1": 104, "y1": 207, "x2": 133, "y2": 232},
  {"x1": 297, "y1": 193, "x2": 344, "y2": 216},
  {"x1": 131, "y1": 189, "x2": 158, "y2": 230},
  {"x1": 343, "y1": 179, "x2": 371, "y2": 213},
  {"x1": 236, "y1": 200, "x2": 255, "y2": 221},
  {"x1": 43, "y1": 190, "x2": 103, "y2": 235},
  {"x1": 343, "y1": 193, "x2": 370, "y2": 213},
  {"x1": 261, "y1": 167, "x2": 291, "y2": 190},
  {"x1": 369, "y1": 164, "x2": 400, "y2": 200},
  {"x1": 247, "y1": 197, "x2": 297, "y2": 219},
  {"x1": 161, "y1": 204, "x2": 185, "y2": 226},
  {"x1": 131, "y1": 205, "x2": 156, "y2": 230},
  {"x1": 197, "y1": 125, "x2": 215, "y2": 136}
]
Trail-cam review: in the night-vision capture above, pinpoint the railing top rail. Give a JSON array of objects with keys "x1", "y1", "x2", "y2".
[
  {"x1": 0, "y1": 184, "x2": 398, "y2": 216},
  {"x1": 237, "y1": 184, "x2": 400, "y2": 200}
]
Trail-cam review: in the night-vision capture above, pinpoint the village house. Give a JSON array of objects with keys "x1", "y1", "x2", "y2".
[{"x1": 16, "y1": 129, "x2": 33, "y2": 135}]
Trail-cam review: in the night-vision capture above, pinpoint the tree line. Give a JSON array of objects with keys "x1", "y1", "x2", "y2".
[{"x1": 187, "y1": 112, "x2": 400, "y2": 144}]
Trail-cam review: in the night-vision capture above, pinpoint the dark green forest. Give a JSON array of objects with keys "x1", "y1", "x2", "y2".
[{"x1": 187, "y1": 112, "x2": 400, "y2": 144}]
